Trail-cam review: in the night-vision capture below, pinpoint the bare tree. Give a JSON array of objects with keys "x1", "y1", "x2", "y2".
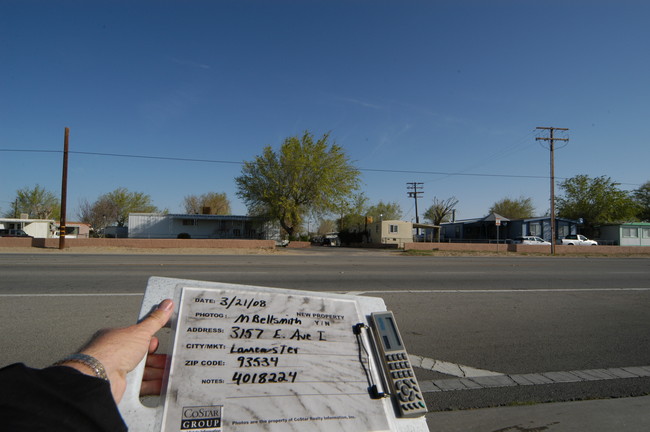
[
  {"x1": 423, "y1": 196, "x2": 459, "y2": 241},
  {"x1": 77, "y1": 188, "x2": 158, "y2": 233},
  {"x1": 78, "y1": 197, "x2": 118, "y2": 236}
]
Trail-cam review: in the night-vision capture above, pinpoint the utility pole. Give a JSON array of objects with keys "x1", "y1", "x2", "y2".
[
  {"x1": 59, "y1": 127, "x2": 70, "y2": 250},
  {"x1": 536, "y1": 127, "x2": 569, "y2": 255},
  {"x1": 407, "y1": 182, "x2": 424, "y2": 235}
]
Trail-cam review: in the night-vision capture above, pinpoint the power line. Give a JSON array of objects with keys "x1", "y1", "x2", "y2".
[
  {"x1": 0, "y1": 147, "x2": 643, "y2": 186},
  {"x1": 0, "y1": 148, "x2": 548, "y2": 179},
  {"x1": 0, "y1": 148, "x2": 243, "y2": 165},
  {"x1": 426, "y1": 130, "x2": 538, "y2": 184},
  {"x1": 360, "y1": 167, "x2": 548, "y2": 180}
]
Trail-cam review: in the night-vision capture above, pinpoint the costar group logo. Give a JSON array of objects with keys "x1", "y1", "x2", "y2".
[{"x1": 180, "y1": 405, "x2": 222, "y2": 431}]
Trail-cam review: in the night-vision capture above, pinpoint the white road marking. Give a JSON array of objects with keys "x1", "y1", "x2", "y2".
[
  {"x1": 417, "y1": 365, "x2": 650, "y2": 394},
  {"x1": 409, "y1": 354, "x2": 503, "y2": 378},
  {"x1": 343, "y1": 288, "x2": 650, "y2": 295},
  {"x1": 0, "y1": 293, "x2": 143, "y2": 297},
  {"x1": 4, "y1": 288, "x2": 649, "y2": 298},
  {"x1": 3, "y1": 293, "x2": 647, "y2": 396}
]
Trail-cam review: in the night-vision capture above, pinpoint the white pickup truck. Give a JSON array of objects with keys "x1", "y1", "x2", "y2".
[{"x1": 561, "y1": 234, "x2": 598, "y2": 246}]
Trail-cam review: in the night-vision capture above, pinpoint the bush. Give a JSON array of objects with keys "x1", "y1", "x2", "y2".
[
  {"x1": 338, "y1": 229, "x2": 363, "y2": 245},
  {"x1": 177, "y1": 232, "x2": 191, "y2": 239}
]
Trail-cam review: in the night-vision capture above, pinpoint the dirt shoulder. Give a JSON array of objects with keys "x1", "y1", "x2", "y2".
[
  {"x1": 0, "y1": 246, "x2": 294, "y2": 255},
  {"x1": 1, "y1": 246, "x2": 648, "y2": 258}
]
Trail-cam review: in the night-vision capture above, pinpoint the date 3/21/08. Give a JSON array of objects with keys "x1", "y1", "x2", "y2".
[{"x1": 232, "y1": 371, "x2": 298, "y2": 385}]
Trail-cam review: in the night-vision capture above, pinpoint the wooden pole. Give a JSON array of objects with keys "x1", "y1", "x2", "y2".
[
  {"x1": 536, "y1": 127, "x2": 569, "y2": 255},
  {"x1": 59, "y1": 127, "x2": 69, "y2": 250}
]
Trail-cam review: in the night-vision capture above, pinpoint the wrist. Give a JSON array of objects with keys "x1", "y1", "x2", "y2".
[{"x1": 53, "y1": 353, "x2": 110, "y2": 382}]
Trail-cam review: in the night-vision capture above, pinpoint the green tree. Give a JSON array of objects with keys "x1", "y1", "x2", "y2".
[
  {"x1": 633, "y1": 181, "x2": 650, "y2": 222},
  {"x1": 236, "y1": 131, "x2": 361, "y2": 239},
  {"x1": 79, "y1": 187, "x2": 159, "y2": 228},
  {"x1": 338, "y1": 196, "x2": 402, "y2": 231},
  {"x1": 317, "y1": 219, "x2": 337, "y2": 235},
  {"x1": 5, "y1": 185, "x2": 60, "y2": 220},
  {"x1": 488, "y1": 196, "x2": 535, "y2": 219},
  {"x1": 557, "y1": 175, "x2": 637, "y2": 236},
  {"x1": 338, "y1": 193, "x2": 369, "y2": 232},
  {"x1": 183, "y1": 192, "x2": 231, "y2": 215},
  {"x1": 367, "y1": 200, "x2": 402, "y2": 222}
]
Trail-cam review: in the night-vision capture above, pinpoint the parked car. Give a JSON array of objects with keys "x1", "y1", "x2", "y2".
[
  {"x1": 561, "y1": 234, "x2": 598, "y2": 246},
  {"x1": 0, "y1": 229, "x2": 33, "y2": 237},
  {"x1": 513, "y1": 236, "x2": 551, "y2": 245}
]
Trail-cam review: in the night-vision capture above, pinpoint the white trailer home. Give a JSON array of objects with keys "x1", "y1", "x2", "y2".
[
  {"x1": 0, "y1": 218, "x2": 55, "y2": 238},
  {"x1": 127, "y1": 213, "x2": 280, "y2": 241}
]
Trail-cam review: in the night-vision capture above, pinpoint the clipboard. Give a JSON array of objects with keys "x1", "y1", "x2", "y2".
[{"x1": 118, "y1": 277, "x2": 429, "y2": 432}]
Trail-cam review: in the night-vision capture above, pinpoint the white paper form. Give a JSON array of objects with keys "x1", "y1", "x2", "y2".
[{"x1": 160, "y1": 286, "x2": 390, "y2": 432}]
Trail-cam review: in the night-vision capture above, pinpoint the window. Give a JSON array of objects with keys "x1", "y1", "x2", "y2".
[
  {"x1": 643, "y1": 228, "x2": 650, "y2": 238},
  {"x1": 182, "y1": 219, "x2": 197, "y2": 226},
  {"x1": 558, "y1": 224, "x2": 569, "y2": 237},
  {"x1": 622, "y1": 227, "x2": 638, "y2": 238},
  {"x1": 233, "y1": 229, "x2": 241, "y2": 237},
  {"x1": 529, "y1": 223, "x2": 541, "y2": 236},
  {"x1": 389, "y1": 224, "x2": 398, "y2": 233}
]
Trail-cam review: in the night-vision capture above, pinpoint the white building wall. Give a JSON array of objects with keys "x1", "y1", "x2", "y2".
[
  {"x1": 128, "y1": 214, "x2": 173, "y2": 238},
  {"x1": 600, "y1": 224, "x2": 650, "y2": 246},
  {"x1": 0, "y1": 218, "x2": 54, "y2": 238},
  {"x1": 368, "y1": 220, "x2": 413, "y2": 247},
  {"x1": 127, "y1": 213, "x2": 280, "y2": 240},
  {"x1": 26, "y1": 221, "x2": 54, "y2": 238}
]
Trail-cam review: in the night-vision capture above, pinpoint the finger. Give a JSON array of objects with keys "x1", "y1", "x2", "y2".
[
  {"x1": 142, "y1": 365, "x2": 166, "y2": 381},
  {"x1": 148, "y1": 336, "x2": 159, "y2": 354},
  {"x1": 145, "y1": 353, "x2": 168, "y2": 369},
  {"x1": 137, "y1": 299, "x2": 174, "y2": 335},
  {"x1": 140, "y1": 379, "x2": 164, "y2": 396}
]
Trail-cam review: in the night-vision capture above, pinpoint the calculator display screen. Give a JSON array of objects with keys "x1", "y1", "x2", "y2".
[{"x1": 374, "y1": 314, "x2": 403, "y2": 352}]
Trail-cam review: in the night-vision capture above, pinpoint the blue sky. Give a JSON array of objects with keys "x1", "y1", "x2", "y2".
[{"x1": 2, "y1": 0, "x2": 649, "y2": 224}]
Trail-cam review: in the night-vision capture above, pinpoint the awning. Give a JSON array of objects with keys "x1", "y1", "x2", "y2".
[{"x1": 413, "y1": 223, "x2": 440, "y2": 229}]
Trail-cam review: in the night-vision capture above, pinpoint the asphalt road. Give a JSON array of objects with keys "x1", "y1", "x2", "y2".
[{"x1": 1, "y1": 249, "x2": 649, "y2": 417}]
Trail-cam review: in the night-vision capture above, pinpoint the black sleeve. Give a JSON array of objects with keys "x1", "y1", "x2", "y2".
[{"x1": 0, "y1": 363, "x2": 128, "y2": 432}]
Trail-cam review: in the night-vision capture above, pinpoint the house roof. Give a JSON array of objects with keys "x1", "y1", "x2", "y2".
[
  {"x1": 413, "y1": 223, "x2": 439, "y2": 229},
  {"x1": 129, "y1": 213, "x2": 263, "y2": 220},
  {"x1": 482, "y1": 213, "x2": 509, "y2": 222},
  {"x1": 0, "y1": 218, "x2": 55, "y2": 223},
  {"x1": 441, "y1": 215, "x2": 579, "y2": 225},
  {"x1": 600, "y1": 222, "x2": 650, "y2": 227},
  {"x1": 167, "y1": 214, "x2": 258, "y2": 221}
]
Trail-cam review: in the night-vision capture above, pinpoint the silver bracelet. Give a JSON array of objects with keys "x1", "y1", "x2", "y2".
[{"x1": 54, "y1": 353, "x2": 109, "y2": 382}]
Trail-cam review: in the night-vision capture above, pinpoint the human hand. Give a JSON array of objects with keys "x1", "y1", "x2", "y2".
[
  {"x1": 139, "y1": 340, "x2": 168, "y2": 397},
  {"x1": 62, "y1": 299, "x2": 174, "y2": 403}
]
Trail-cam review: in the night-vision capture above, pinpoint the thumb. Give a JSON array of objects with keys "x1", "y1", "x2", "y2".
[{"x1": 137, "y1": 299, "x2": 174, "y2": 336}]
